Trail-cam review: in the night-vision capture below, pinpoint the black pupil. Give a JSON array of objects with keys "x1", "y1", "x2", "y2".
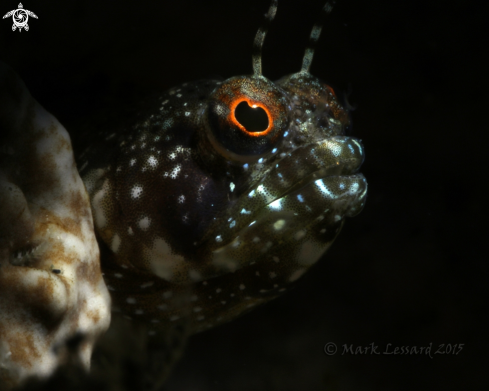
[{"x1": 234, "y1": 101, "x2": 269, "y2": 132}]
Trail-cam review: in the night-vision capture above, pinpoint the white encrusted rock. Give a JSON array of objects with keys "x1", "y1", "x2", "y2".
[{"x1": 0, "y1": 62, "x2": 111, "y2": 389}]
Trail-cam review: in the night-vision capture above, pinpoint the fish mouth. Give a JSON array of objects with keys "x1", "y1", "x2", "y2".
[
  {"x1": 210, "y1": 135, "x2": 366, "y2": 245},
  {"x1": 272, "y1": 165, "x2": 363, "y2": 205},
  {"x1": 210, "y1": 169, "x2": 366, "y2": 275},
  {"x1": 265, "y1": 171, "x2": 367, "y2": 218},
  {"x1": 261, "y1": 135, "x2": 366, "y2": 209},
  {"x1": 204, "y1": 135, "x2": 367, "y2": 278}
]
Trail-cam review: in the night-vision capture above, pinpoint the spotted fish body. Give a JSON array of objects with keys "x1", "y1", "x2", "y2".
[{"x1": 76, "y1": 2, "x2": 367, "y2": 335}]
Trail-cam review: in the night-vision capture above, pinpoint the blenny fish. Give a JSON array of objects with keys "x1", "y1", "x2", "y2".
[
  {"x1": 76, "y1": 0, "x2": 366, "y2": 335},
  {"x1": 0, "y1": 0, "x2": 366, "y2": 388}
]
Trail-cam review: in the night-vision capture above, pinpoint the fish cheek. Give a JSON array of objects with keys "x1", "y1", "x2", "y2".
[{"x1": 112, "y1": 141, "x2": 229, "y2": 263}]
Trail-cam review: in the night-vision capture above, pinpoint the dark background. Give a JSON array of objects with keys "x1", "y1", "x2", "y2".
[{"x1": 1, "y1": 0, "x2": 487, "y2": 390}]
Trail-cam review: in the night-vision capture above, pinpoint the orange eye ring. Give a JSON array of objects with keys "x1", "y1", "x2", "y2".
[
  {"x1": 228, "y1": 98, "x2": 273, "y2": 137},
  {"x1": 205, "y1": 75, "x2": 289, "y2": 158}
]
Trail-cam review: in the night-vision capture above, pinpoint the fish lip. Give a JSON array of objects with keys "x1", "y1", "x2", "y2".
[
  {"x1": 265, "y1": 169, "x2": 365, "y2": 209},
  {"x1": 264, "y1": 136, "x2": 365, "y2": 203}
]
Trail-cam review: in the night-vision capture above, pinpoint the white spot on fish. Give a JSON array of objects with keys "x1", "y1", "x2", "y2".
[
  {"x1": 138, "y1": 216, "x2": 151, "y2": 230},
  {"x1": 268, "y1": 198, "x2": 283, "y2": 210},
  {"x1": 273, "y1": 219, "x2": 286, "y2": 230},
  {"x1": 256, "y1": 184, "x2": 267, "y2": 196},
  {"x1": 131, "y1": 185, "x2": 143, "y2": 199},
  {"x1": 92, "y1": 178, "x2": 110, "y2": 229},
  {"x1": 316, "y1": 179, "x2": 335, "y2": 198},
  {"x1": 349, "y1": 182, "x2": 360, "y2": 194},
  {"x1": 170, "y1": 165, "x2": 181, "y2": 179},
  {"x1": 111, "y1": 234, "x2": 121, "y2": 253},
  {"x1": 147, "y1": 155, "x2": 158, "y2": 168}
]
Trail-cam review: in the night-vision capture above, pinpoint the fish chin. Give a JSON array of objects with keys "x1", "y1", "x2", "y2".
[{"x1": 211, "y1": 171, "x2": 367, "y2": 274}]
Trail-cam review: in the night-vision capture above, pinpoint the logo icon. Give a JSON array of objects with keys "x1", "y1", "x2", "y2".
[{"x1": 3, "y1": 3, "x2": 38, "y2": 32}]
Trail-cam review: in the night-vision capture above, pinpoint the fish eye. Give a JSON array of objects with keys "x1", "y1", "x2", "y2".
[
  {"x1": 233, "y1": 100, "x2": 270, "y2": 134},
  {"x1": 205, "y1": 76, "x2": 289, "y2": 159}
]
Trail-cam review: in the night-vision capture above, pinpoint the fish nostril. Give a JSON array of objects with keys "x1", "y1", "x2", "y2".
[{"x1": 234, "y1": 101, "x2": 269, "y2": 133}]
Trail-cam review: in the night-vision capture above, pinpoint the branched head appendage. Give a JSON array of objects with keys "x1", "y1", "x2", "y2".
[
  {"x1": 301, "y1": 1, "x2": 336, "y2": 74},
  {"x1": 252, "y1": 0, "x2": 278, "y2": 76},
  {"x1": 252, "y1": 1, "x2": 336, "y2": 77}
]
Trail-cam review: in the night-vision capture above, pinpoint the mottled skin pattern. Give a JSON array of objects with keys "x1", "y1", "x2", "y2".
[
  {"x1": 0, "y1": 62, "x2": 110, "y2": 389},
  {"x1": 76, "y1": 69, "x2": 367, "y2": 335}
]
